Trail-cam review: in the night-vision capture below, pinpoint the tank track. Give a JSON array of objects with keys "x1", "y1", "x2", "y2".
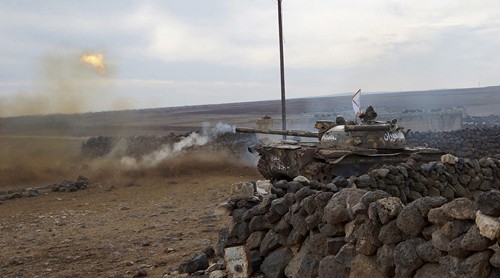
[{"x1": 256, "y1": 148, "x2": 443, "y2": 182}]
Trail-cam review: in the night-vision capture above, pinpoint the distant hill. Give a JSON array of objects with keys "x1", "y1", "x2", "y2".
[{"x1": 1, "y1": 86, "x2": 499, "y2": 137}]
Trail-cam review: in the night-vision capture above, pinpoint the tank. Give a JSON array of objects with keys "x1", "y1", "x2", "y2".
[{"x1": 236, "y1": 106, "x2": 443, "y2": 182}]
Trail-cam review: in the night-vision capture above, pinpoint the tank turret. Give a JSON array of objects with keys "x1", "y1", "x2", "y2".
[{"x1": 237, "y1": 114, "x2": 406, "y2": 150}]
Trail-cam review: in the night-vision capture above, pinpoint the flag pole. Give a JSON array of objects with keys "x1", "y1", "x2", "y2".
[
  {"x1": 352, "y1": 89, "x2": 361, "y2": 124},
  {"x1": 278, "y1": 0, "x2": 286, "y2": 139}
]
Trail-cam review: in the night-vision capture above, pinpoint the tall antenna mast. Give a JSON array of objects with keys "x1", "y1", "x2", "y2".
[{"x1": 277, "y1": 0, "x2": 287, "y2": 138}]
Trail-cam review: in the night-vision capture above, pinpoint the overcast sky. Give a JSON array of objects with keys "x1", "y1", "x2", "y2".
[{"x1": 1, "y1": 0, "x2": 500, "y2": 116}]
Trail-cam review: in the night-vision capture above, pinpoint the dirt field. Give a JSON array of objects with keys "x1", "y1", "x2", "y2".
[{"x1": 0, "y1": 137, "x2": 260, "y2": 277}]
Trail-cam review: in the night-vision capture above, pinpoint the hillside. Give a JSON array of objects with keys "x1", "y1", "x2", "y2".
[{"x1": 1, "y1": 86, "x2": 499, "y2": 137}]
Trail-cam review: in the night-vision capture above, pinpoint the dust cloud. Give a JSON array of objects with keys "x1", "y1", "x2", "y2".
[
  {"x1": 84, "y1": 121, "x2": 257, "y2": 184},
  {"x1": 85, "y1": 127, "x2": 256, "y2": 187},
  {"x1": 0, "y1": 137, "x2": 256, "y2": 191},
  {"x1": 0, "y1": 122, "x2": 257, "y2": 190},
  {"x1": 119, "y1": 122, "x2": 237, "y2": 169},
  {"x1": 0, "y1": 136, "x2": 84, "y2": 188},
  {"x1": 0, "y1": 47, "x2": 130, "y2": 117},
  {"x1": 120, "y1": 132, "x2": 210, "y2": 168}
]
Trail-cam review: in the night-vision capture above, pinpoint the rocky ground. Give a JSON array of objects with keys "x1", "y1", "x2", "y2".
[{"x1": 0, "y1": 135, "x2": 260, "y2": 277}]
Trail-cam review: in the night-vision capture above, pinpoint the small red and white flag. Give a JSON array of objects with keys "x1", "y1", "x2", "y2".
[{"x1": 352, "y1": 89, "x2": 361, "y2": 115}]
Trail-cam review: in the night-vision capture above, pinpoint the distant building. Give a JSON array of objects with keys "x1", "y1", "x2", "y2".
[{"x1": 256, "y1": 115, "x2": 273, "y2": 130}]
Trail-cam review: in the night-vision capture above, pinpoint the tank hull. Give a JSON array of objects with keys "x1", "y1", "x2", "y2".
[{"x1": 253, "y1": 142, "x2": 443, "y2": 182}]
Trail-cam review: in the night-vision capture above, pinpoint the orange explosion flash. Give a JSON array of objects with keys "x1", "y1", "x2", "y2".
[{"x1": 80, "y1": 53, "x2": 106, "y2": 75}]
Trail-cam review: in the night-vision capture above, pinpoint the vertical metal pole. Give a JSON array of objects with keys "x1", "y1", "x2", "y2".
[{"x1": 278, "y1": 0, "x2": 287, "y2": 139}]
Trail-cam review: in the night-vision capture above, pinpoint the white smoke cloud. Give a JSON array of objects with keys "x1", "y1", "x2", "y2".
[
  {"x1": 120, "y1": 122, "x2": 236, "y2": 169},
  {"x1": 214, "y1": 122, "x2": 236, "y2": 134}
]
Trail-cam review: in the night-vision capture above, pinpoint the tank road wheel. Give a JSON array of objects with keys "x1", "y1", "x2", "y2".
[
  {"x1": 301, "y1": 162, "x2": 331, "y2": 183},
  {"x1": 257, "y1": 157, "x2": 273, "y2": 180}
]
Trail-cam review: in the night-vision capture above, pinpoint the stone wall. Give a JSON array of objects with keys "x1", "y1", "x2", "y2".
[
  {"x1": 407, "y1": 126, "x2": 500, "y2": 159},
  {"x1": 223, "y1": 177, "x2": 500, "y2": 277},
  {"x1": 379, "y1": 110, "x2": 463, "y2": 132},
  {"x1": 80, "y1": 133, "x2": 258, "y2": 158},
  {"x1": 0, "y1": 176, "x2": 89, "y2": 203},
  {"x1": 354, "y1": 155, "x2": 500, "y2": 203},
  {"x1": 463, "y1": 115, "x2": 500, "y2": 127}
]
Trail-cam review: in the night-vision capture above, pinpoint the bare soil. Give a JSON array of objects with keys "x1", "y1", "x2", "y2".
[{"x1": 0, "y1": 137, "x2": 260, "y2": 277}]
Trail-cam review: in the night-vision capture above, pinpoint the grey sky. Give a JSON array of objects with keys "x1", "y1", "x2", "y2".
[{"x1": 1, "y1": 0, "x2": 500, "y2": 116}]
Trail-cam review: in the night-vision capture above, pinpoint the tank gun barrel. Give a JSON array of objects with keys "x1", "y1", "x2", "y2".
[
  {"x1": 236, "y1": 127, "x2": 319, "y2": 138},
  {"x1": 344, "y1": 124, "x2": 391, "y2": 132}
]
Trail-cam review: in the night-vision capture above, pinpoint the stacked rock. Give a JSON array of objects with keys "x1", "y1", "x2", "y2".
[
  {"x1": 50, "y1": 175, "x2": 90, "y2": 192},
  {"x1": 406, "y1": 126, "x2": 500, "y2": 159},
  {"x1": 81, "y1": 133, "x2": 258, "y2": 158},
  {"x1": 355, "y1": 156, "x2": 500, "y2": 203},
  {"x1": 0, "y1": 175, "x2": 90, "y2": 202},
  {"x1": 199, "y1": 156, "x2": 500, "y2": 277},
  {"x1": 463, "y1": 115, "x2": 500, "y2": 127},
  {"x1": 81, "y1": 136, "x2": 117, "y2": 157},
  {"x1": 81, "y1": 135, "x2": 179, "y2": 158},
  {"x1": 222, "y1": 177, "x2": 338, "y2": 278},
  {"x1": 222, "y1": 186, "x2": 500, "y2": 278}
]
